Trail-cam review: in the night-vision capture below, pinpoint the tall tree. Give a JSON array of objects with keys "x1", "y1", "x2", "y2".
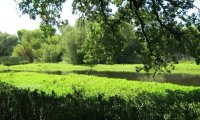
[
  {"x1": 0, "y1": 32, "x2": 18, "y2": 56},
  {"x1": 60, "y1": 21, "x2": 87, "y2": 64},
  {"x1": 13, "y1": 29, "x2": 45, "y2": 62},
  {"x1": 13, "y1": 29, "x2": 63, "y2": 63}
]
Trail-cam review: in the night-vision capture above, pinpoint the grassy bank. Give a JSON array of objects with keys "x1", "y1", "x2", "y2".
[
  {"x1": 0, "y1": 62, "x2": 200, "y2": 74},
  {"x1": 0, "y1": 72, "x2": 199, "y2": 98}
]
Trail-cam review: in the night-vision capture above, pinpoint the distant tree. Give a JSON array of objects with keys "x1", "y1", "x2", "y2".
[
  {"x1": 181, "y1": 25, "x2": 200, "y2": 64},
  {"x1": 0, "y1": 32, "x2": 18, "y2": 57},
  {"x1": 60, "y1": 20, "x2": 142, "y2": 64},
  {"x1": 60, "y1": 21, "x2": 87, "y2": 64},
  {"x1": 12, "y1": 29, "x2": 45, "y2": 62},
  {"x1": 82, "y1": 21, "x2": 142, "y2": 64},
  {"x1": 13, "y1": 29, "x2": 63, "y2": 63},
  {"x1": 119, "y1": 23, "x2": 143, "y2": 64},
  {"x1": 41, "y1": 35, "x2": 62, "y2": 62}
]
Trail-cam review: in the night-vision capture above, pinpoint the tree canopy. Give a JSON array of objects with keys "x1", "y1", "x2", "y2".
[
  {"x1": 13, "y1": 29, "x2": 62, "y2": 63},
  {"x1": 0, "y1": 32, "x2": 18, "y2": 57},
  {"x1": 17, "y1": 0, "x2": 200, "y2": 73}
]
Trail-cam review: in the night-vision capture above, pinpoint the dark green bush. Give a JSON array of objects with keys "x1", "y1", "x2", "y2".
[
  {"x1": 0, "y1": 56, "x2": 30, "y2": 66},
  {"x1": 0, "y1": 82, "x2": 200, "y2": 120}
]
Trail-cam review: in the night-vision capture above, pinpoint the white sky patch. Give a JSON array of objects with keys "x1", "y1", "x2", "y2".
[
  {"x1": 188, "y1": 0, "x2": 200, "y2": 15},
  {"x1": 61, "y1": 0, "x2": 79, "y2": 26},
  {"x1": 0, "y1": 0, "x2": 41, "y2": 34},
  {"x1": 0, "y1": 0, "x2": 77, "y2": 35}
]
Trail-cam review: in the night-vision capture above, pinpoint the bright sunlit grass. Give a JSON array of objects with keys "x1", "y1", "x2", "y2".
[
  {"x1": 0, "y1": 62, "x2": 199, "y2": 74},
  {"x1": 0, "y1": 72, "x2": 199, "y2": 99}
]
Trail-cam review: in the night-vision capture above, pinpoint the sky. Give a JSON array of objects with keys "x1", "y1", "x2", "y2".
[
  {"x1": 0, "y1": 0, "x2": 78, "y2": 35},
  {"x1": 0, "y1": 0, "x2": 199, "y2": 35}
]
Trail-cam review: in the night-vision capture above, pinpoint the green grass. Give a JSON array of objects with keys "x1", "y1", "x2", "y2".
[
  {"x1": 0, "y1": 63, "x2": 139, "y2": 72},
  {"x1": 6, "y1": 63, "x2": 91, "y2": 72},
  {"x1": 0, "y1": 63, "x2": 199, "y2": 74},
  {"x1": 0, "y1": 65, "x2": 7, "y2": 71},
  {"x1": 0, "y1": 72, "x2": 199, "y2": 99},
  {"x1": 171, "y1": 63, "x2": 200, "y2": 74}
]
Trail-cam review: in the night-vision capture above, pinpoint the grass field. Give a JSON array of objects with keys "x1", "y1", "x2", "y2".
[
  {"x1": 0, "y1": 72, "x2": 199, "y2": 99},
  {"x1": 0, "y1": 62, "x2": 199, "y2": 74}
]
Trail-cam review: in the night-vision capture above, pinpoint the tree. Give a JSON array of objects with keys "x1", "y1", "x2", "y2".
[
  {"x1": 13, "y1": 29, "x2": 63, "y2": 63},
  {"x1": 60, "y1": 21, "x2": 86, "y2": 64},
  {"x1": 0, "y1": 32, "x2": 18, "y2": 57},
  {"x1": 41, "y1": 35, "x2": 63, "y2": 62},
  {"x1": 82, "y1": 21, "x2": 142, "y2": 64},
  {"x1": 17, "y1": 0, "x2": 200, "y2": 72},
  {"x1": 60, "y1": 20, "x2": 142, "y2": 64},
  {"x1": 119, "y1": 22, "x2": 143, "y2": 64},
  {"x1": 13, "y1": 29, "x2": 45, "y2": 62},
  {"x1": 181, "y1": 25, "x2": 200, "y2": 64}
]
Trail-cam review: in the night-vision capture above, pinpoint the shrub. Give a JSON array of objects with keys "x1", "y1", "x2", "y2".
[
  {"x1": 41, "y1": 44, "x2": 62, "y2": 63},
  {"x1": 0, "y1": 82, "x2": 200, "y2": 120},
  {"x1": 0, "y1": 56, "x2": 29, "y2": 66}
]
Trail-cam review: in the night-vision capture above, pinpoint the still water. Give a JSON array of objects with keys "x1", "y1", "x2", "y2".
[
  {"x1": 45, "y1": 70, "x2": 200, "y2": 86},
  {"x1": 1, "y1": 70, "x2": 200, "y2": 86}
]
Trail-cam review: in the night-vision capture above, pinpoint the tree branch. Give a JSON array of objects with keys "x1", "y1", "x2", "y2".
[{"x1": 99, "y1": 0, "x2": 108, "y2": 24}]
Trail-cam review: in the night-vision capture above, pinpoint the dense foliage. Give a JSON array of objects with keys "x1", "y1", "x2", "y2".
[
  {"x1": 12, "y1": 29, "x2": 45, "y2": 62},
  {"x1": 12, "y1": 29, "x2": 62, "y2": 63},
  {"x1": 0, "y1": 32, "x2": 18, "y2": 57},
  {"x1": 0, "y1": 56, "x2": 29, "y2": 66},
  {"x1": 0, "y1": 24, "x2": 142, "y2": 64},
  {"x1": 60, "y1": 21, "x2": 142, "y2": 64},
  {"x1": 82, "y1": 21, "x2": 142, "y2": 64},
  {"x1": 9, "y1": 25, "x2": 197, "y2": 66},
  {"x1": 0, "y1": 74, "x2": 200, "y2": 120},
  {"x1": 60, "y1": 23, "x2": 86, "y2": 64}
]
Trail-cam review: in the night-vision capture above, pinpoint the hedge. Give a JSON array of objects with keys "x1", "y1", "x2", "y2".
[{"x1": 0, "y1": 82, "x2": 200, "y2": 120}]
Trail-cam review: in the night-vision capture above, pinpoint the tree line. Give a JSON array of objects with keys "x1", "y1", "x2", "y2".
[
  {"x1": 0, "y1": 20, "x2": 143, "y2": 64},
  {"x1": 1, "y1": 19, "x2": 198, "y2": 66}
]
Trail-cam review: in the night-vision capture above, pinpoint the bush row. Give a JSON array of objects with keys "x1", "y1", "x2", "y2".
[
  {"x1": 0, "y1": 82, "x2": 200, "y2": 120},
  {"x1": 0, "y1": 56, "x2": 29, "y2": 66}
]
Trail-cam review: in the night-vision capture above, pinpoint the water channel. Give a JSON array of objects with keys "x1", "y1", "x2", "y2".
[
  {"x1": 1, "y1": 70, "x2": 200, "y2": 86},
  {"x1": 29, "y1": 70, "x2": 200, "y2": 86}
]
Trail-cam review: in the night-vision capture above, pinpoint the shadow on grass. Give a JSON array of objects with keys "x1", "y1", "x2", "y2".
[{"x1": 0, "y1": 82, "x2": 200, "y2": 120}]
